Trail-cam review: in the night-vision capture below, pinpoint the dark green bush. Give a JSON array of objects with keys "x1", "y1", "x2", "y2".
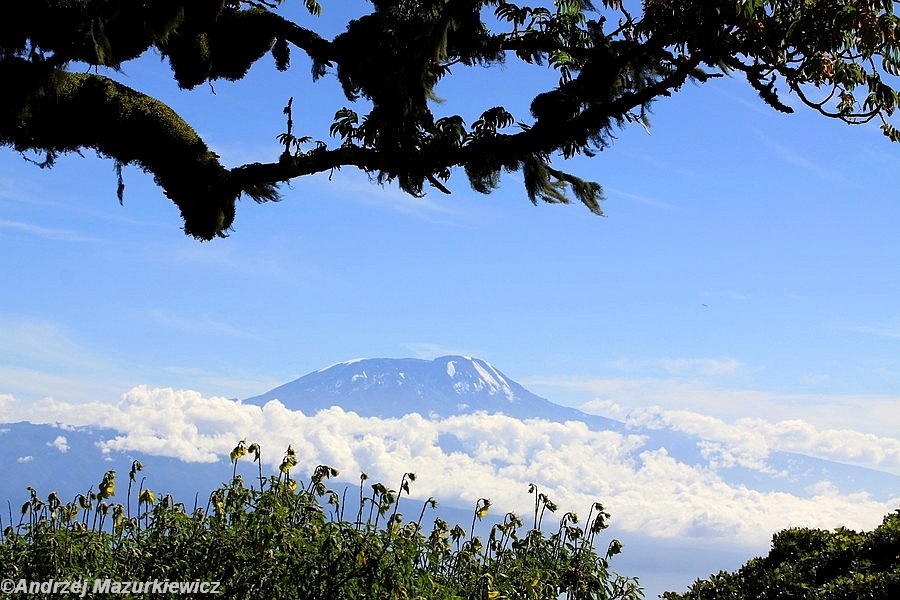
[{"x1": 661, "y1": 510, "x2": 900, "y2": 600}]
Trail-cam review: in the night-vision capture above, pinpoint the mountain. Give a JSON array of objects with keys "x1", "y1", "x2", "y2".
[
  {"x1": 3, "y1": 355, "x2": 899, "y2": 598},
  {"x1": 0, "y1": 422, "x2": 232, "y2": 512},
  {"x1": 245, "y1": 355, "x2": 625, "y2": 430},
  {"x1": 245, "y1": 355, "x2": 899, "y2": 500},
  {"x1": 5, "y1": 356, "x2": 896, "y2": 504}
]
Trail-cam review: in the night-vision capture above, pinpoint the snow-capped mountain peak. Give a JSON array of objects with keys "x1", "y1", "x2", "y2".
[
  {"x1": 243, "y1": 355, "x2": 617, "y2": 427},
  {"x1": 443, "y1": 356, "x2": 516, "y2": 402},
  {"x1": 315, "y1": 357, "x2": 368, "y2": 373}
]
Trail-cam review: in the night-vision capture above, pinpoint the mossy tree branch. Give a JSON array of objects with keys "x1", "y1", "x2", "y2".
[
  {"x1": 0, "y1": 59, "x2": 240, "y2": 239},
  {"x1": 3, "y1": 0, "x2": 900, "y2": 239}
]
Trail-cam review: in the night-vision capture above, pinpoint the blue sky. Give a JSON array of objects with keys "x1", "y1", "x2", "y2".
[
  {"x1": 2, "y1": 3, "x2": 900, "y2": 593},
  {"x1": 3, "y1": 1, "x2": 899, "y2": 433}
]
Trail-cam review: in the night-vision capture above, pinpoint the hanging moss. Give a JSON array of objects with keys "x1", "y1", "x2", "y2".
[
  {"x1": 206, "y1": 9, "x2": 277, "y2": 81},
  {"x1": 162, "y1": 31, "x2": 213, "y2": 88},
  {"x1": 271, "y1": 37, "x2": 290, "y2": 71},
  {"x1": 1, "y1": 1, "x2": 187, "y2": 67},
  {"x1": 142, "y1": 0, "x2": 186, "y2": 45},
  {"x1": 155, "y1": 7, "x2": 280, "y2": 88}
]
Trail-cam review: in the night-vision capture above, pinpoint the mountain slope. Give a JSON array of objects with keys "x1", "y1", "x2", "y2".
[
  {"x1": 0, "y1": 422, "x2": 231, "y2": 509},
  {"x1": 244, "y1": 355, "x2": 899, "y2": 500},
  {"x1": 244, "y1": 355, "x2": 625, "y2": 430}
]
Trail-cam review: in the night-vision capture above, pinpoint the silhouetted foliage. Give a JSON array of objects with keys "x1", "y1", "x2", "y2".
[{"x1": 4, "y1": 1, "x2": 900, "y2": 238}]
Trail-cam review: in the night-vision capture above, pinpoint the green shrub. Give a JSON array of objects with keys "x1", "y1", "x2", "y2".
[
  {"x1": 661, "y1": 510, "x2": 900, "y2": 599},
  {"x1": 0, "y1": 442, "x2": 643, "y2": 599}
]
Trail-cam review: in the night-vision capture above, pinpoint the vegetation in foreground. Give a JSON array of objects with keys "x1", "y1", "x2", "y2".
[
  {"x1": 0, "y1": 442, "x2": 642, "y2": 599},
  {"x1": 2, "y1": 441, "x2": 899, "y2": 599},
  {"x1": 662, "y1": 509, "x2": 900, "y2": 600}
]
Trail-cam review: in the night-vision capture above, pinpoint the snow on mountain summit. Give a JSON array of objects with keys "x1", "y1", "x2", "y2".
[
  {"x1": 443, "y1": 356, "x2": 516, "y2": 402},
  {"x1": 315, "y1": 357, "x2": 368, "y2": 373},
  {"x1": 243, "y1": 356, "x2": 621, "y2": 429}
]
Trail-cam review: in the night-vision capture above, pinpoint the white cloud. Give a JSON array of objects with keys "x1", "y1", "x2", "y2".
[
  {"x1": 403, "y1": 342, "x2": 485, "y2": 360},
  {"x1": 3, "y1": 387, "x2": 896, "y2": 548},
  {"x1": 0, "y1": 315, "x2": 277, "y2": 405},
  {"x1": 144, "y1": 308, "x2": 262, "y2": 341},
  {"x1": 601, "y1": 357, "x2": 745, "y2": 378},
  {"x1": 0, "y1": 218, "x2": 101, "y2": 242},
  {"x1": 655, "y1": 358, "x2": 744, "y2": 376},
  {"x1": 583, "y1": 398, "x2": 626, "y2": 419},
  {"x1": 840, "y1": 316, "x2": 900, "y2": 339},
  {"x1": 754, "y1": 129, "x2": 848, "y2": 184},
  {"x1": 49, "y1": 435, "x2": 69, "y2": 453},
  {"x1": 542, "y1": 375, "x2": 900, "y2": 438},
  {"x1": 611, "y1": 405, "x2": 900, "y2": 476},
  {"x1": 741, "y1": 418, "x2": 900, "y2": 474},
  {"x1": 0, "y1": 317, "x2": 132, "y2": 404},
  {"x1": 17, "y1": 456, "x2": 34, "y2": 463}
]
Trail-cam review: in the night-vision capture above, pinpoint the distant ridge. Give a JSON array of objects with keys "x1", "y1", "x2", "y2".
[{"x1": 243, "y1": 355, "x2": 625, "y2": 430}]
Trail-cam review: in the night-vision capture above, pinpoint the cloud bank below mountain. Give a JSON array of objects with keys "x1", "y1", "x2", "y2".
[{"x1": 3, "y1": 386, "x2": 896, "y2": 548}]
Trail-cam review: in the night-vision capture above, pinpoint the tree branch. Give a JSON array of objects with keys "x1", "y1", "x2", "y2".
[
  {"x1": 0, "y1": 58, "x2": 238, "y2": 240},
  {"x1": 230, "y1": 49, "x2": 706, "y2": 210}
]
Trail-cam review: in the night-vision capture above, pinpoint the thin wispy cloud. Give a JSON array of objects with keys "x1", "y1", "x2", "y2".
[
  {"x1": 0, "y1": 364, "x2": 119, "y2": 405},
  {"x1": 0, "y1": 315, "x2": 287, "y2": 405},
  {"x1": 144, "y1": 308, "x2": 263, "y2": 342},
  {"x1": 616, "y1": 149, "x2": 716, "y2": 185},
  {"x1": 533, "y1": 375, "x2": 900, "y2": 438},
  {"x1": 208, "y1": 139, "x2": 284, "y2": 170},
  {"x1": 604, "y1": 357, "x2": 745, "y2": 377},
  {"x1": 155, "y1": 365, "x2": 283, "y2": 401},
  {"x1": 403, "y1": 342, "x2": 486, "y2": 360},
  {"x1": 605, "y1": 187, "x2": 676, "y2": 210},
  {"x1": 839, "y1": 317, "x2": 900, "y2": 339},
  {"x1": 657, "y1": 358, "x2": 744, "y2": 376},
  {"x1": 0, "y1": 316, "x2": 143, "y2": 403},
  {"x1": 157, "y1": 237, "x2": 308, "y2": 280},
  {"x1": 703, "y1": 289, "x2": 751, "y2": 302},
  {"x1": 753, "y1": 129, "x2": 847, "y2": 184},
  {"x1": 0, "y1": 177, "x2": 43, "y2": 205},
  {"x1": 1, "y1": 163, "x2": 149, "y2": 229},
  {"x1": 0, "y1": 317, "x2": 109, "y2": 372},
  {"x1": 312, "y1": 171, "x2": 468, "y2": 223},
  {"x1": 0, "y1": 218, "x2": 101, "y2": 242},
  {"x1": 708, "y1": 79, "x2": 794, "y2": 115}
]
